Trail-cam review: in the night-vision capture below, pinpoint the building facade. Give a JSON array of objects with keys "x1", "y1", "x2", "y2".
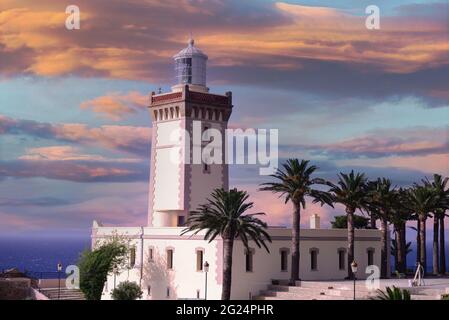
[{"x1": 92, "y1": 39, "x2": 388, "y2": 300}]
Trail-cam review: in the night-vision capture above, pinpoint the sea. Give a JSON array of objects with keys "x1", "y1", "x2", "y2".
[
  {"x1": 0, "y1": 236, "x2": 445, "y2": 275},
  {"x1": 0, "y1": 236, "x2": 90, "y2": 277}
]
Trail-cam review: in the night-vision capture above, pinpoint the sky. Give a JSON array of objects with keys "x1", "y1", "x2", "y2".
[{"x1": 0, "y1": 0, "x2": 448, "y2": 238}]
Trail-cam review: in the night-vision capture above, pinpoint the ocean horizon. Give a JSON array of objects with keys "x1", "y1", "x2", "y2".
[
  {"x1": 1, "y1": 235, "x2": 447, "y2": 275},
  {"x1": 0, "y1": 235, "x2": 90, "y2": 275}
]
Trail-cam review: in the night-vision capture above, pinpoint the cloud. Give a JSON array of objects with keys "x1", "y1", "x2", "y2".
[
  {"x1": 0, "y1": 1, "x2": 447, "y2": 98},
  {"x1": 302, "y1": 126, "x2": 449, "y2": 159},
  {"x1": 0, "y1": 114, "x2": 151, "y2": 156},
  {"x1": 0, "y1": 197, "x2": 76, "y2": 207},
  {"x1": 80, "y1": 91, "x2": 148, "y2": 120},
  {"x1": 19, "y1": 145, "x2": 140, "y2": 162},
  {"x1": 0, "y1": 158, "x2": 148, "y2": 183}
]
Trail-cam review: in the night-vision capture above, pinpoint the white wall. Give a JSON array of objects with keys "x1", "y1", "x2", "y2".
[{"x1": 94, "y1": 226, "x2": 385, "y2": 300}]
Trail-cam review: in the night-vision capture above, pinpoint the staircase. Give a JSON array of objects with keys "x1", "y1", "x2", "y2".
[
  {"x1": 253, "y1": 280, "x2": 446, "y2": 300},
  {"x1": 40, "y1": 288, "x2": 85, "y2": 300}
]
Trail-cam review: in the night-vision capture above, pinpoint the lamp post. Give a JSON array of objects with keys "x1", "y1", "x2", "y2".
[
  {"x1": 57, "y1": 262, "x2": 62, "y2": 300},
  {"x1": 113, "y1": 264, "x2": 118, "y2": 290},
  {"x1": 351, "y1": 261, "x2": 358, "y2": 300},
  {"x1": 203, "y1": 261, "x2": 209, "y2": 300}
]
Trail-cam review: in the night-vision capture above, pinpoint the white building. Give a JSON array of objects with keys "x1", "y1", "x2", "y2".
[{"x1": 92, "y1": 39, "x2": 388, "y2": 300}]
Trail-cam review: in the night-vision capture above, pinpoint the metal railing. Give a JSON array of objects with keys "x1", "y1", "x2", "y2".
[{"x1": 412, "y1": 263, "x2": 425, "y2": 287}]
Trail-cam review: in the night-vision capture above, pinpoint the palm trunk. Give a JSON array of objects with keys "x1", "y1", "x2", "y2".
[
  {"x1": 416, "y1": 219, "x2": 421, "y2": 265},
  {"x1": 347, "y1": 208, "x2": 355, "y2": 279},
  {"x1": 401, "y1": 223, "x2": 407, "y2": 273},
  {"x1": 290, "y1": 201, "x2": 301, "y2": 283},
  {"x1": 419, "y1": 215, "x2": 427, "y2": 275},
  {"x1": 440, "y1": 215, "x2": 446, "y2": 275},
  {"x1": 221, "y1": 237, "x2": 234, "y2": 300},
  {"x1": 395, "y1": 224, "x2": 405, "y2": 273},
  {"x1": 380, "y1": 218, "x2": 388, "y2": 278},
  {"x1": 433, "y1": 215, "x2": 439, "y2": 275}
]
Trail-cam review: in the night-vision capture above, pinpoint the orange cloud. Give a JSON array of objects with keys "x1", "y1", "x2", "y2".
[
  {"x1": 0, "y1": 1, "x2": 447, "y2": 80},
  {"x1": 80, "y1": 91, "x2": 148, "y2": 120}
]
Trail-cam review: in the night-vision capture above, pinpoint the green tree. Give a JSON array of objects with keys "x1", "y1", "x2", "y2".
[
  {"x1": 407, "y1": 184, "x2": 437, "y2": 275},
  {"x1": 423, "y1": 174, "x2": 449, "y2": 275},
  {"x1": 389, "y1": 188, "x2": 413, "y2": 274},
  {"x1": 260, "y1": 159, "x2": 333, "y2": 284},
  {"x1": 365, "y1": 178, "x2": 396, "y2": 278},
  {"x1": 78, "y1": 238, "x2": 128, "y2": 300},
  {"x1": 330, "y1": 215, "x2": 369, "y2": 229},
  {"x1": 111, "y1": 281, "x2": 143, "y2": 300},
  {"x1": 182, "y1": 188, "x2": 271, "y2": 300},
  {"x1": 328, "y1": 171, "x2": 367, "y2": 279}
]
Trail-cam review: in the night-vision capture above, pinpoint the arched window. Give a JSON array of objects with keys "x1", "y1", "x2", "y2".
[
  {"x1": 367, "y1": 248, "x2": 375, "y2": 266},
  {"x1": 196, "y1": 248, "x2": 204, "y2": 272},
  {"x1": 310, "y1": 248, "x2": 319, "y2": 271},
  {"x1": 166, "y1": 248, "x2": 174, "y2": 270},
  {"x1": 148, "y1": 246, "x2": 154, "y2": 263},
  {"x1": 337, "y1": 248, "x2": 346, "y2": 270},
  {"x1": 245, "y1": 248, "x2": 255, "y2": 272},
  {"x1": 129, "y1": 247, "x2": 136, "y2": 268},
  {"x1": 279, "y1": 248, "x2": 289, "y2": 272}
]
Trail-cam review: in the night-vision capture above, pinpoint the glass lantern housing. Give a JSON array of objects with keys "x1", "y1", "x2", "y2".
[{"x1": 173, "y1": 39, "x2": 208, "y2": 87}]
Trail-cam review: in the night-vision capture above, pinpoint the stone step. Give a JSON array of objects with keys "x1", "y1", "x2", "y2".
[
  {"x1": 411, "y1": 294, "x2": 441, "y2": 300},
  {"x1": 40, "y1": 288, "x2": 85, "y2": 300},
  {"x1": 299, "y1": 281, "x2": 376, "y2": 292},
  {"x1": 267, "y1": 285, "x2": 376, "y2": 298},
  {"x1": 256, "y1": 291, "x2": 353, "y2": 300}
]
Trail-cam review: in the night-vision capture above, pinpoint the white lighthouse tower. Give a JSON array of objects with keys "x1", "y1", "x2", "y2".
[{"x1": 147, "y1": 38, "x2": 233, "y2": 227}]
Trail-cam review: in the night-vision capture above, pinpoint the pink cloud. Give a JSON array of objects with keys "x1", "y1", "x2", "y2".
[{"x1": 0, "y1": 114, "x2": 151, "y2": 155}]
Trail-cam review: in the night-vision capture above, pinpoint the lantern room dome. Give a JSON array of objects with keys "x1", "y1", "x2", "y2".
[{"x1": 173, "y1": 38, "x2": 208, "y2": 91}]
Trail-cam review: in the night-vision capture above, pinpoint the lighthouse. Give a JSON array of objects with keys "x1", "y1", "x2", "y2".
[{"x1": 147, "y1": 38, "x2": 233, "y2": 227}]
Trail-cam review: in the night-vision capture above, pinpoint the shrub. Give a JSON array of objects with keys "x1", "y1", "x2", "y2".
[
  {"x1": 111, "y1": 281, "x2": 143, "y2": 300},
  {"x1": 78, "y1": 240, "x2": 127, "y2": 300},
  {"x1": 373, "y1": 286, "x2": 411, "y2": 300}
]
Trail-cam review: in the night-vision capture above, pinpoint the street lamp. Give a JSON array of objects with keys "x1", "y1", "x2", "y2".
[
  {"x1": 57, "y1": 262, "x2": 63, "y2": 300},
  {"x1": 350, "y1": 261, "x2": 358, "y2": 300},
  {"x1": 113, "y1": 264, "x2": 119, "y2": 289},
  {"x1": 203, "y1": 261, "x2": 209, "y2": 300}
]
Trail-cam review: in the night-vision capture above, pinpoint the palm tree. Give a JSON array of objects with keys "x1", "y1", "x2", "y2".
[
  {"x1": 182, "y1": 188, "x2": 271, "y2": 300},
  {"x1": 365, "y1": 178, "x2": 396, "y2": 278},
  {"x1": 328, "y1": 171, "x2": 367, "y2": 279},
  {"x1": 389, "y1": 188, "x2": 413, "y2": 274},
  {"x1": 259, "y1": 159, "x2": 333, "y2": 283},
  {"x1": 407, "y1": 185, "x2": 437, "y2": 275},
  {"x1": 424, "y1": 174, "x2": 449, "y2": 275}
]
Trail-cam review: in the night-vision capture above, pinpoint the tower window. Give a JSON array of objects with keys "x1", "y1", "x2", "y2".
[
  {"x1": 147, "y1": 286, "x2": 151, "y2": 296},
  {"x1": 167, "y1": 249, "x2": 174, "y2": 270},
  {"x1": 166, "y1": 287, "x2": 170, "y2": 298},
  {"x1": 177, "y1": 215, "x2": 185, "y2": 226},
  {"x1": 148, "y1": 247, "x2": 154, "y2": 262}
]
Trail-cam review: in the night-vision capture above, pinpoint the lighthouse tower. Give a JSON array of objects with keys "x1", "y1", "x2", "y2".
[{"x1": 148, "y1": 39, "x2": 233, "y2": 227}]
